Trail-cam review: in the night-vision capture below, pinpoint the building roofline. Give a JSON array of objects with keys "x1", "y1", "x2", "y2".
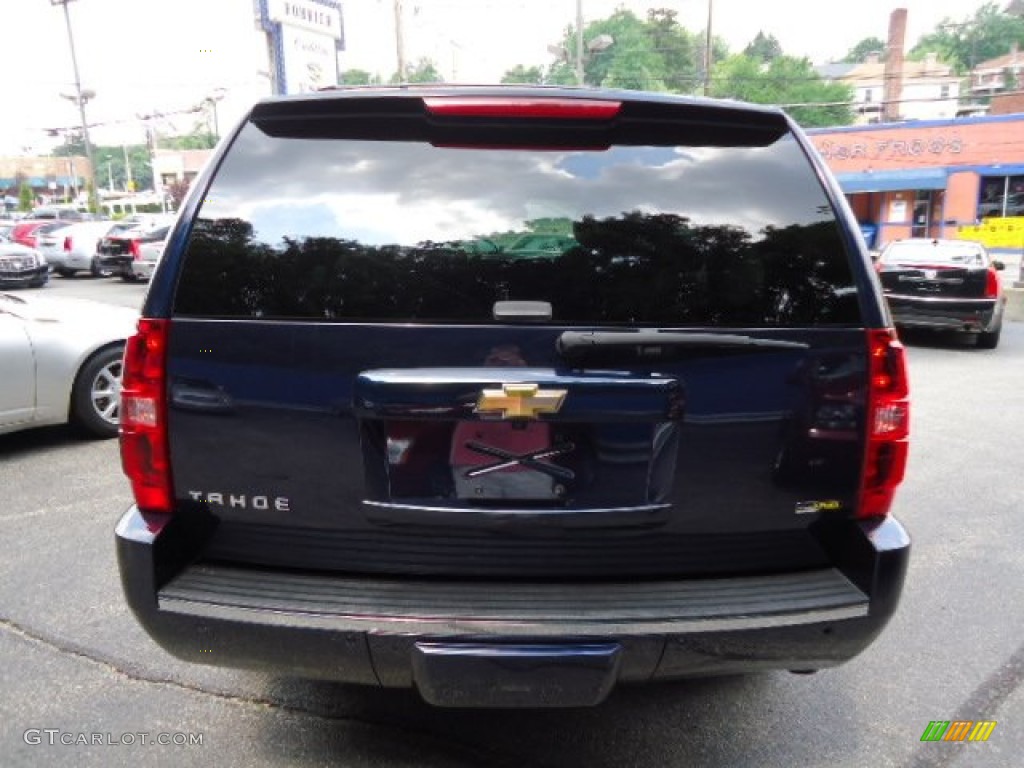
[{"x1": 806, "y1": 112, "x2": 1024, "y2": 135}]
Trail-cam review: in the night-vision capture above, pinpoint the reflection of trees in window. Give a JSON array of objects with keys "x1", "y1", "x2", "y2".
[{"x1": 174, "y1": 212, "x2": 859, "y2": 326}]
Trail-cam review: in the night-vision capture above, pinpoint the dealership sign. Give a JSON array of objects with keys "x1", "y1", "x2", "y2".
[{"x1": 257, "y1": 0, "x2": 344, "y2": 95}]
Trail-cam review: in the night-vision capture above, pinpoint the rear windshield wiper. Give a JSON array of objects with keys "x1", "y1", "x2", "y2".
[{"x1": 557, "y1": 330, "x2": 808, "y2": 362}]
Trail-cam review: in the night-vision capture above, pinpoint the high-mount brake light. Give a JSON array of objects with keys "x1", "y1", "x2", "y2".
[
  {"x1": 119, "y1": 319, "x2": 173, "y2": 513},
  {"x1": 423, "y1": 97, "x2": 622, "y2": 119},
  {"x1": 858, "y1": 329, "x2": 910, "y2": 519}
]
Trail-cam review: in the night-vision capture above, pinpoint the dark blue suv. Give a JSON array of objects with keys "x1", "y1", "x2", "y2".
[{"x1": 115, "y1": 87, "x2": 910, "y2": 707}]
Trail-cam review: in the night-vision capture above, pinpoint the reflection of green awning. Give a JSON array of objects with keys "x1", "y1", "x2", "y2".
[{"x1": 836, "y1": 168, "x2": 948, "y2": 194}]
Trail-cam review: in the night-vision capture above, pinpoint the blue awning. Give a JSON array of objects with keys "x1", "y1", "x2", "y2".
[{"x1": 835, "y1": 168, "x2": 948, "y2": 194}]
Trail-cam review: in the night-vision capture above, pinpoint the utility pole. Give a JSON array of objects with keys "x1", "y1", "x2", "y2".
[
  {"x1": 51, "y1": 0, "x2": 97, "y2": 210},
  {"x1": 575, "y1": 0, "x2": 585, "y2": 85},
  {"x1": 703, "y1": 0, "x2": 714, "y2": 96},
  {"x1": 394, "y1": 0, "x2": 406, "y2": 81},
  {"x1": 123, "y1": 144, "x2": 133, "y2": 193}
]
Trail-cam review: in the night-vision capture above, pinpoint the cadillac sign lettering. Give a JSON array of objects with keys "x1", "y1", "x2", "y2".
[
  {"x1": 259, "y1": 0, "x2": 344, "y2": 95},
  {"x1": 268, "y1": 0, "x2": 343, "y2": 38}
]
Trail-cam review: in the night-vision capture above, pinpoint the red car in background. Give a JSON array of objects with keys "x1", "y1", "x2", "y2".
[{"x1": 10, "y1": 221, "x2": 55, "y2": 248}]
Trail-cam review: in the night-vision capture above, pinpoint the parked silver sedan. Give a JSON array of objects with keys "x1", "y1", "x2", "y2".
[
  {"x1": 0, "y1": 292, "x2": 138, "y2": 438},
  {"x1": 36, "y1": 220, "x2": 119, "y2": 277}
]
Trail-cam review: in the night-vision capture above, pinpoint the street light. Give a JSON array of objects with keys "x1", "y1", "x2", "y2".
[
  {"x1": 548, "y1": 33, "x2": 614, "y2": 86},
  {"x1": 50, "y1": 0, "x2": 97, "y2": 210},
  {"x1": 203, "y1": 87, "x2": 227, "y2": 140}
]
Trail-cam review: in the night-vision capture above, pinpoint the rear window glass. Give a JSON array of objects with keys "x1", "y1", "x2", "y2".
[
  {"x1": 173, "y1": 115, "x2": 861, "y2": 326},
  {"x1": 881, "y1": 241, "x2": 987, "y2": 267}
]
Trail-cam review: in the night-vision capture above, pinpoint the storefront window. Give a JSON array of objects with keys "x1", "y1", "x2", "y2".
[{"x1": 978, "y1": 175, "x2": 1024, "y2": 219}]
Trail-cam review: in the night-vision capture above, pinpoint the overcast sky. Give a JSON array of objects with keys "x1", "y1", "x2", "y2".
[{"x1": 1, "y1": 0, "x2": 992, "y2": 155}]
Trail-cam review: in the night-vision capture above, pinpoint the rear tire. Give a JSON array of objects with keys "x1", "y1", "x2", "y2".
[
  {"x1": 56, "y1": 268, "x2": 75, "y2": 278},
  {"x1": 70, "y1": 345, "x2": 124, "y2": 438},
  {"x1": 90, "y1": 256, "x2": 112, "y2": 278},
  {"x1": 977, "y1": 323, "x2": 1001, "y2": 350}
]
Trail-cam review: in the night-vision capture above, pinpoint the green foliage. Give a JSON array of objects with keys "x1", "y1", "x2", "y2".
[
  {"x1": 85, "y1": 180, "x2": 99, "y2": 214},
  {"x1": 844, "y1": 36, "x2": 887, "y2": 63},
  {"x1": 339, "y1": 69, "x2": 379, "y2": 86},
  {"x1": 646, "y1": 9, "x2": 699, "y2": 89},
  {"x1": 910, "y1": 2, "x2": 1024, "y2": 72},
  {"x1": 158, "y1": 131, "x2": 216, "y2": 151},
  {"x1": 18, "y1": 182, "x2": 34, "y2": 212},
  {"x1": 500, "y1": 65, "x2": 545, "y2": 84},
  {"x1": 92, "y1": 145, "x2": 153, "y2": 193},
  {"x1": 744, "y1": 31, "x2": 783, "y2": 63},
  {"x1": 712, "y1": 54, "x2": 854, "y2": 127},
  {"x1": 390, "y1": 58, "x2": 444, "y2": 84},
  {"x1": 544, "y1": 8, "x2": 699, "y2": 90}
]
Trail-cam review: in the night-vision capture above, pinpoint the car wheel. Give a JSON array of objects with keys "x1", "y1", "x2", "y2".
[
  {"x1": 977, "y1": 323, "x2": 1001, "y2": 350},
  {"x1": 29, "y1": 275, "x2": 48, "y2": 288},
  {"x1": 119, "y1": 272, "x2": 139, "y2": 283},
  {"x1": 90, "y1": 256, "x2": 113, "y2": 278},
  {"x1": 70, "y1": 345, "x2": 124, "y2": 438},
  {"x1": 55, "y1": 268, "x2": 75, "y2": 277}
]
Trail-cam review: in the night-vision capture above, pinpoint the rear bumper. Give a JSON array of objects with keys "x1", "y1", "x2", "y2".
[
  {"x1": 116, "y1": 506, "x2": 910, "y2": 706},
  {"x1": 131, "y1": 261, "x2": 156, "y2": 279},
  {"x1": 885, "y1": 293, "x2": 1002, "y2": 332},
  {"x1": 98, "y1": 255, "x2": 133, "y2": 275}
]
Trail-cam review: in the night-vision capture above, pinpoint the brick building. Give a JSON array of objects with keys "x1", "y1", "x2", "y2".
[{"x1": 807, "y1": 114, "x2": 1024, "y2": 253}]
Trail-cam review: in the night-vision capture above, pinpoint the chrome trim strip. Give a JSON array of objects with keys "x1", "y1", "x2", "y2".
[
  {"x1": 159, "y1": 598, "x2": 868, "y2": 636},
  {"x1": 885, "y1": 294, "x2": 996, "y2": 305},
  {"x1": 362, "y1": 500, "x2": 672, "y2": 517}
]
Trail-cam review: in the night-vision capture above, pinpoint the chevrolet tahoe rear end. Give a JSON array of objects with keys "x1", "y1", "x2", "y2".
[{"x1": 116, "y1": 87, "x2": 910, "y2": 708}]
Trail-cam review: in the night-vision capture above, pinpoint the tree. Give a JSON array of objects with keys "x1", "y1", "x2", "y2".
[
  {"x1": 744, "y1": 31, "x2": 783, "y2": 63},
  {"x1": 645, "y1": 9, "x2": 700, "y2": 90},
  {"x1": 85, "y1": 180, "x2": 99, "y2": 214},
  {"x1": 390, "y1": 58, "x2": 443, "y2": 84},
  {"x1": 159, "y1": 129, "x2": 216, "y2": 151},
  {"x1": 18, "y1": 182, "x2": 34, "y2": 212},
  {"x1": 845, "y1": 36, "x2": 887, "y2": 63},
  {"x1": 166, "y1": 179, "x2": 191, "y2": 210},
  {"x1": 712, "y1": 54, "x2": 854, "y2": 127},
  {"x1": 338, "y1": 69, "x2": 379, "y2": 86},
  {"x1": 910, "y1": 2, "x2": 1024, "y2": 72},
  {"x1": 500, "y1": 65, "x2": 545, "y2": 84},
  {"x1": 545, "y1": 8, "x2": 697, "y2": 91}
]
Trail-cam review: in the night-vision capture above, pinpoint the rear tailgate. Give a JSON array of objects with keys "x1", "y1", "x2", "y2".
[{"x1": 154, "y1": 91, "x2": 882, "y2": 580}]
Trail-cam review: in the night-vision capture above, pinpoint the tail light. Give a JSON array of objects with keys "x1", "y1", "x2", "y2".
[
  {"x1": 130, "y1": 239, "x2": 142, "y2": 260},
  {"x1": 120, "y1": 319, "x2": 173, "y2": 513},
  {"x1": 63, "y1": 237, "x2": 72, "y2": 251},
  {"x1": 984, "y1": 268, "x2": 1000, "y2": 298},
  {"x1": 858, "y1": 329, "x2": 910, "y2": 518}
]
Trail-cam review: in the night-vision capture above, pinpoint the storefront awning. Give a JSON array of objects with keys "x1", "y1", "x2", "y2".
[{"x1": 835, "y1": 168, "x2": 948, "y2": 194}]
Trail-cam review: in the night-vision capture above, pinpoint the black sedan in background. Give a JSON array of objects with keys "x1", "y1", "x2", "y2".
[
  {"x1": 877, "y1": 238, "x2": 1006, "y2": 349},
  {"x1": 0, "y1": 241, "x2": 49, "y2": 288}
]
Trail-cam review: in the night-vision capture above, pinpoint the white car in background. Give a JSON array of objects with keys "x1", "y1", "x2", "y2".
[
  {"x1": 0, "y1": 291, "x2": 137, "y2": 438},
  {"x1": 36, "y1": 219, "x2": 120, "y2": 277}
]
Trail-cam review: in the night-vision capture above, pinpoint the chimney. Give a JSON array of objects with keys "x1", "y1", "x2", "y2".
[{"x1": 882, "y1": 8, "x2": 907, "y2": 122}]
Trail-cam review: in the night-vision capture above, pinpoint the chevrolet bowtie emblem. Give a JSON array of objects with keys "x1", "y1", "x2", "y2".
[{"x1": 475, "y1": 383, "x2": 567, "y2": 420}]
